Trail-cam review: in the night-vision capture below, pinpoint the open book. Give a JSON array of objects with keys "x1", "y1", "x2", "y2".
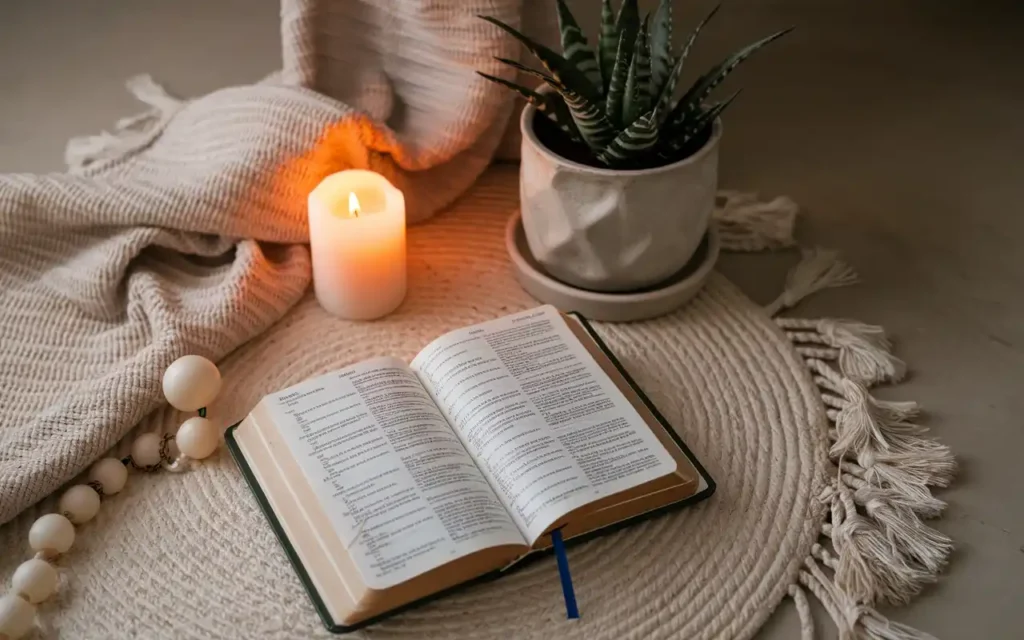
[{"x1": 227, "y1": 306, "x2": 714, "y2": 632}]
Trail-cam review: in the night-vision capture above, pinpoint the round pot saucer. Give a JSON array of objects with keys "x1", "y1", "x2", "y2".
[{"x1": 505, "y1": 212, "x2": 720, "y2": 322}]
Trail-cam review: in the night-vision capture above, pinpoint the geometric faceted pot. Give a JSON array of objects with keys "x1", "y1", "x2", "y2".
[{"x1": 519, "y1": 101, "x2": 721, "y2": 293}]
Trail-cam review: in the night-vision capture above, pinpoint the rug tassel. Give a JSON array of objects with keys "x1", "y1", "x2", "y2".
[
  {"x1": 713, "y1": 190, "x2": 799, "y2": 252},
  {"x1": 765, "y1": 248, "x2": 859, "y2": 316},
  {"x1": 844, "y1": 473, "x2": 947, "y2": 520},
  {"x1": 805, "y1": 356, "x2": 954, "y2": 500},
  {"x1": 841, "y1": 460, "x2": 943, "y2": 518},
  {"x1": 778, "y1": 317, "x2": 907, "y2": 386},
  {"x1": 813, "y1": 367, "x2": 954, "y2": 604},
  {"x1": 829, "y1": 483, "x2": 938, "y2": 606},
  {"x1": 831, "y1": 377, "x2": 900, "y2": 455},
  {"x1": 788, "y1": 584, "x2": 816, "y2": 640},
  {"x1": 857, "y1": 444, "x2": 956, "y2": 498},
  {"x1": 65, "y1": 74, "x2": 184, "y2": 173},
  {"x1": 790, "y1": 322, "x2": 954, "y2": 624},
  {"x1": 855, "y1": 486, "x2": 953, "y2": 574},
  {"x1": 834, "y1": 383, "x2": 931, "y2": 462},
  {"x1": 819, "y1": 319, "x2": 907, "y2": 386},
  {"x1": 829, "y1": 486, "x2": 908, "y2": 605},
  {"x1": 800, "y1": 547, "x2": 939, "y2": 640},
  {"x1": 804, "y1": 359, "x2": 927, "y2": 460}
]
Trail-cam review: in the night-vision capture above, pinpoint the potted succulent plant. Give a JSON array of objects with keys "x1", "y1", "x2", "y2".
[{"x1": 479, "y1": 0, "x2": 791, "y2": 292}]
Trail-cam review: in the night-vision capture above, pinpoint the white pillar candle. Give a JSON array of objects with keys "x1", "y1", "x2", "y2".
[{"x1": 308, "y1": 170, "x2": 407, "y2": 320}]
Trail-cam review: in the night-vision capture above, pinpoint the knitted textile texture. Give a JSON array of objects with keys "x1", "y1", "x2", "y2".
[{"x1": 0, "y1": 0, "x2": 524, "y2": 524}]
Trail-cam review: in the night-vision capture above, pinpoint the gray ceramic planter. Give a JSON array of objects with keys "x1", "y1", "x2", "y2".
[{"x1": 519, "y1": 102, "x2": 721, "y2": 293}]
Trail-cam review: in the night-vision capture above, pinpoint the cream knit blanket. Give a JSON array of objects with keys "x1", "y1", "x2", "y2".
[{"x1": 0, "y1": 0, "x2": 524, "y2": 524}]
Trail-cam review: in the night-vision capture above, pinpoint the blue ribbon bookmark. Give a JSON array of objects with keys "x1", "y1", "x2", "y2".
[{"x1": 550, "y1": 528, "x2": 579, "y2": 619}]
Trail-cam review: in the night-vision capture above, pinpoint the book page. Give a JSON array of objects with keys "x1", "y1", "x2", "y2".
[
  {"x1": 262, "y1": 356, "x2": 526, "y2": 590},
  {"x1": 411, "y1": 306, "x2": 676, "y2": 542}
]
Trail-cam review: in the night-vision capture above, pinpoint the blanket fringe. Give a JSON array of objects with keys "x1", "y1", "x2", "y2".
[
  {"x1": 65, "y1": 74, "x2": 184, "y2": 173},
  {"x1": 778, "y1": 309, "x2": 953, "y2": 639}
]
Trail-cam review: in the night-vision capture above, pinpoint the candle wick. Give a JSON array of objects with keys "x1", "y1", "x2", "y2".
[
  {"x1": 346, "y1": 190, "x2": 362, "y2": 218},
  {"x1": 348, "y1": 192, "x2": 361, "y2": 218}
]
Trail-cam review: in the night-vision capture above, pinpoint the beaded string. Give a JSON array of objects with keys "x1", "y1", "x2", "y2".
[{"x1": 0, "y1": 356, "x2": 223, "y2": 640}]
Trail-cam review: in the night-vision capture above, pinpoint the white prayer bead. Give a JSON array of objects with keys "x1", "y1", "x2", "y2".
[
  {"x1": 131, "y1": 433, "x2": 163, "y2": 468},
  {"x1": 88, "y1": 458, "x2": 128, "y2": 495},
  {"x1": 0, "y1": 594, "x2": 35, "y2": 639},
  {"x1": 11, "y1": 559, "x2": 57, "y2": 604},
  {"x1": 28, "y1": 514, "x2": 75, "y2": 556},
  {"x1": 175, "y1": 417, "x2": 220, "y2": 460},
  {"x1": 57, "y1": 485, "x2": 101, "y2": 524},
  {"x1": 162, "y1": 355, "x2": 221, "y2": 412}
]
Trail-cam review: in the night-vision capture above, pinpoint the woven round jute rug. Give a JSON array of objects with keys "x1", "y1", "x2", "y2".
[{"x1": 0, "y1": 171, "x2": 951, "y2": 640}]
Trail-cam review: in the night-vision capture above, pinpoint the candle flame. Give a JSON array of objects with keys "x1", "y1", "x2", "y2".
[{"x1": 348, "y1": 192, "x2": 361, "y2": 217}]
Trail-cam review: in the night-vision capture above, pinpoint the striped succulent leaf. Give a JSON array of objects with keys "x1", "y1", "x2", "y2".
[
  {"x1": 479, "y1": 16, "x2": 602, "y2": 105},
  {"x1": 653, "y1": 4, "x2": 720, "y2": 124},
  {"x1": 475, "y1": 71, "x2": 545, "y2": 104},
  {"x1": 561, "y1": 87, "x2": 617, "y2": 151},
  {"x1": 622, "y1": 18, "x2": 652, "y2": 127},
  {"x1": 661, "y1": 90, "x2": 741, "y2": 156},
  {"x1": 597, "y1": 0, "x2": 618, "y2": 94},
  {"x1": 597, "y1": 110, "x2": 660, "y2": 168},
  {"x1": 476, "y1": 72, "x2": 582, "y2": 143},
  {"x1": 668, "y1": 27, "x2": 792, "y2": 130},
  {"x1": 478, "y1": 6, "x2": 791, "y2": 169},
  {"x1": 543, "y1": 93, "x2": 584, "y2": 143},
  {"x1": 493, "y1": 56, "x2": 561, "y2": 89},
  {"x1": 493, "y1": 56, "x2": 611, "y2": 151},
  {"x1": 604, "y1": 32, "x2": 631, "y2": 128},
  {"x1": 554, "y1": 0, "x2": 601, "y2": 92},
  {"x1": 648, "y1": 0, "x2": 673, "y2": 98},
  {"x1": 614, "y1": 0, "x2": 641, "y2": 53},
  {"x1": 678, "y1": 4, "x2": 721, "y2": 84}
]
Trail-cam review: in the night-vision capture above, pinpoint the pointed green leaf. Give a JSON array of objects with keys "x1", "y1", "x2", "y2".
[
  {"x1": 637, "y1": 16, "x2": 651, "y2": 92},
  {"x1": 476, "y1": 71, "x2": 581, "y2": 142},
  {"x1": 494, "y1": 56, "x2": 614, "y2": 152},
  {"x1": 560, "y1": 87, "x2": 617, "y2": 152},
  {"x1": 661, "y1": 90, "x2": 740, "y2": 157},
  {"x1": 476, "y1": 71, "x2": 545, "y2": 104},
  {"x1": 677, "y1": 4, "x2": 720, "y2": 83},
  {"x1": 493, "y1": 56, "x2": 561, "y2": 89},
  {"x1": 649, "y1": 0, "x2": 673, "y2": 98},
  {"x1": 598, "y1": 0, "x2": 618, "y2": 93},
  {"x1": 479, "y1": 15, "x2": 602, "y2": 104},
  {"x1": 539, "y1": 91, "x2": 584, "y2": 143},
  {"x1": 554, "y1": 0, "x2": 601, "y2": 92},
  {"x1": 539, "y1": 109, "x2": 583, "y2": 143},
  {"x1": 597, "y1": 110, "x2": 660, "y2": 167},
  {"x1": 653, "y1": 4, "x2": 720, "y2": 124},
  {"x1": 623, "y1": 17, "x2": 652, "y2": 126},
  {"x1": 615, "y1": 0, "x2": 641, "y2": 51},
  {"x1": 669, "y1": 27, "x2": 792, "y2": 128},
  {"x1": 604, "y1": 32, "x2": 631, "y2": 128}
]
